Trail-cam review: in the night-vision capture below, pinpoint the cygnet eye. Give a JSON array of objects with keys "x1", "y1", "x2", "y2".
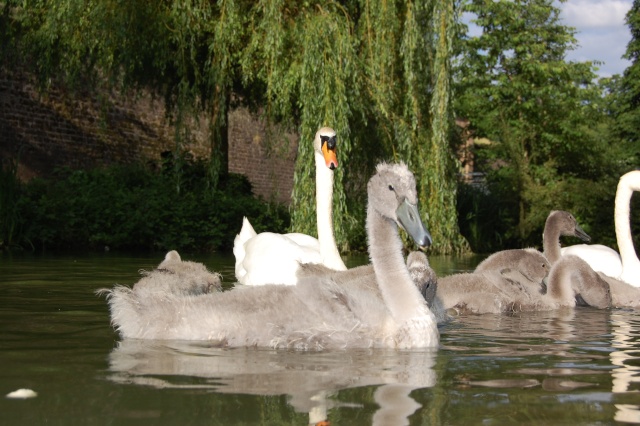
[{"x1": 388, "y1": 185, "x2": 394, "y2": 191}]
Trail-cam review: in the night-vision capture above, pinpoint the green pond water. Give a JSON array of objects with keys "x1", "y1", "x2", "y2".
[{"x1": 0, "y1": 252, "x2": 639, "y2": 425}]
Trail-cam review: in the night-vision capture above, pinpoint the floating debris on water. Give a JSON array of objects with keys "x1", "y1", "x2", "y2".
[{"x1": 6, "y1": 389, "x2": 37, "y2": 399}]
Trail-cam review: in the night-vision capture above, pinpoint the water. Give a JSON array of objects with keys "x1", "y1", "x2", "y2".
[{"x1": 1, "y1": 252, "x2": 639, "y2": 425}]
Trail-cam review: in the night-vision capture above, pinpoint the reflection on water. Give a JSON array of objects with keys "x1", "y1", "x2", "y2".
[
  {"x1": 440, "y1": 308, "x2": 640, "y2": 424},
  {"x1": 1, "y1": 253, "x2": 639, "y2": 425},
  {"x1": 610, "y1": 311, "x2": 640, "y2": 423},
  {"x1": 108, "y1": 342, "x2": 437, "y2": 425}
]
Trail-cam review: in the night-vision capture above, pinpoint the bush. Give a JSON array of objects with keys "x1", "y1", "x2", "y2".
[
  {"x1": 15, "y1": 162, "x2": 289, "y2": 253},
  {"x1": 456, "y1": 180, "x2": 517, "y2": 254},
  {"x1": 0, "y1": 158, "x2": 24, "y2": 250}
]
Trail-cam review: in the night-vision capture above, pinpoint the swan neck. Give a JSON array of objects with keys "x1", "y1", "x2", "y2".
[
  {"x1": 367, "y1": 205, "x2": 428, "y2": 323},
  {"x1": 315, "y1": 151, "x2": 345, "y2": 270},
  {"x1": 542, "y1": 221, "x2": 561, "y2": 264},
  {"x1": 615, "y1": 180, "x2": 638, "y2": 268},
  {"x1": 546, "y1": 260, "x2": 577, "y2": 306}
]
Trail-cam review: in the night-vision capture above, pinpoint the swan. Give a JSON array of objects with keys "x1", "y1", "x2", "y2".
[
  {"x1": 435, "y1": 249, "x2": 550, "y2": 315},
  {"x1": 469, "y1": 210, "x2": 609, "y2": 312},
  {"x1": 233, "y1": 127, "x2": 347, "y2": 286},
  {"x1": 561, "y1": 171, "x2": 640, "y2": 286},
  {"x1": 433, "y1": 250, "x2": 611, "y2": 315},
  {"x1": 474, "y1": 210, "x2": 590, "y2": 275},
  {"x1": 103, "y1": 162, "x2": 438, "y2": 349}
]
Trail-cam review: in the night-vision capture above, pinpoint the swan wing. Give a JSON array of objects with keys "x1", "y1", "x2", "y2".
[
  {"x1": 283, "y1": 233, "x2": 321, "y2": 251},
  {"x1": 233, "y1": 217, "x2": 258, "y2": 281},
  {"x1": 238, "y1": 232, "x2": 323, "y2": 286}
]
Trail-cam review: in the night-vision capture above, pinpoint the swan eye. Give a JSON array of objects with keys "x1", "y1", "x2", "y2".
[
  {"x1": 388, "y1": 185, "x2": 394, "y2": 191},
  {"x1": 320, "y1": 135, "x2": 336, "y2": 150}
]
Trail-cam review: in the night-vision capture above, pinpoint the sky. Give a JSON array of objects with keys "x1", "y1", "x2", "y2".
[
  {"x1": 559, "y1": 0, "x2": 633, "y2": 77},
  {"x1": 464, "y1": 0, "x2": 633, "y2": 78}
]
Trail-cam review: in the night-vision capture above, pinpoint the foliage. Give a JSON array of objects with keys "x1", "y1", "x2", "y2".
[
  {"x1": 0, "y1": 158, "x2": 25, "y2": 250},
  {"x1": 453, "y1": 0, "x2": 631, "y2": 251},
  {"x1": 15, "y1": 162, "x2": 289, "y2": 253},
  {"x1": 608, "y1": 0, "x2": 640, "y2": 162},
  {"x1": 2, "y1": 0, "x2": 469, "y2": 254},
  {"x1": 456, "y1": 181, "x2": 515, "y2": 253}
]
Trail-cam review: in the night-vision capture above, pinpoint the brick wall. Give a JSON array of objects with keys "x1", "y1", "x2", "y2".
[
  {"x1": 0, "y1": 71, "x2": 297, "y2": 204},
  {"x1": 228, "y1": 108, "x2": 298, "y2": 205}
]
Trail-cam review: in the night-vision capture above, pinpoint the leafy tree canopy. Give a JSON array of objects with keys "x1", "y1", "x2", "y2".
[
  {"x1": 453, "y1": 0, "x2": 632, "y2": 249},
  {"x1": 1, "y1": 0, "x2": 468, "y2": 254}
]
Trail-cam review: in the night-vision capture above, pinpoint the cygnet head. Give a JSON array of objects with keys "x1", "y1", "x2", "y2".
[
  {"x1": 143, "y1": 250, "x2": 222, "y2": 295},
  {"x1": 517, "y1": 249, "x2": 551, "y2": 286},
  {"x1": 407, "y1": 251, "x2": 438, "y2": 306},
  {"x1": 368, "y1": 162, "x2": 432, "y2": 247},
  {"x1": 314, "y1": 127, "x2": 338, "y2": 170},
  {"x1": 546, "y1": 210, "x2": 590, "y2": 242}
]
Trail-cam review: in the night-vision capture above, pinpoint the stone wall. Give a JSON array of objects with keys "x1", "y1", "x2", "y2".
[{"x1": 0, "y1": 71, "x2": 297, "y2": 204}]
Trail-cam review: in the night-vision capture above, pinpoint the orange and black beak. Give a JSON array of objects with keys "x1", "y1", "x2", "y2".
[{"x1": 320, "y1": 135, "x2": 338, "y2": 170}]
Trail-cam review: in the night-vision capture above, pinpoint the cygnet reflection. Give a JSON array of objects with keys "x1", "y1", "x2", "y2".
[{"x1": 107, "y1": 340, "x2": 438, "y2": 425}]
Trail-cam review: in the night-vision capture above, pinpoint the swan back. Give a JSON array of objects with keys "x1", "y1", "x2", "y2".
[
  {"x1": 600, "y1": 274, "x2": 640, "y2": 308},
  {"x1": 560, "y1": 244, "x2": 622, "y2": 277},
  {"x1": 546, "y1": 255, "x2": 611, "y2": 309},
  {"x1": 475, "y1": 248, "x2": 550, "y2": 284},
  {"x1": 133, "y1": 250, "x2": 222, "y2": 298}
]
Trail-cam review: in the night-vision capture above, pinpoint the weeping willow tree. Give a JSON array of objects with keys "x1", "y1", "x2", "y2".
[
  {"x1": 239, "y1": 1, "x2": 467, "y2": 253},
  {"x1": 2, "y1": 0, "x2": 468, "y2": 253},
  {"x1": 354, "y1": 0, "x2": 468, "y2": 253},
  {"x1": 239, "y1": 1, "x2": 357, "y2": 249}
]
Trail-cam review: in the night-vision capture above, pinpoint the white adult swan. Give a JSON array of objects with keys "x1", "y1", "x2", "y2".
[
  {"x1": 233, "y1": 127, "x2": 347, "y2": 286},
  {"x1": 104, "y1": 162, "x2": 438, "y2": 349},
  {"x1": 561, "y1": 170, "x2": 640, "y2": 286}
]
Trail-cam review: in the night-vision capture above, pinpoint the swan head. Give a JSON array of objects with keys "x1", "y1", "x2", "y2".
[
  {"x1": 546, "y1": 210, "x2": 590, "y2": 242},
  {"x1": 368, "y1": 162, "x2": 433, "y2": 247},
  {"x1": 314, "y1": 127, "x2": 338, "y2": 170}
]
